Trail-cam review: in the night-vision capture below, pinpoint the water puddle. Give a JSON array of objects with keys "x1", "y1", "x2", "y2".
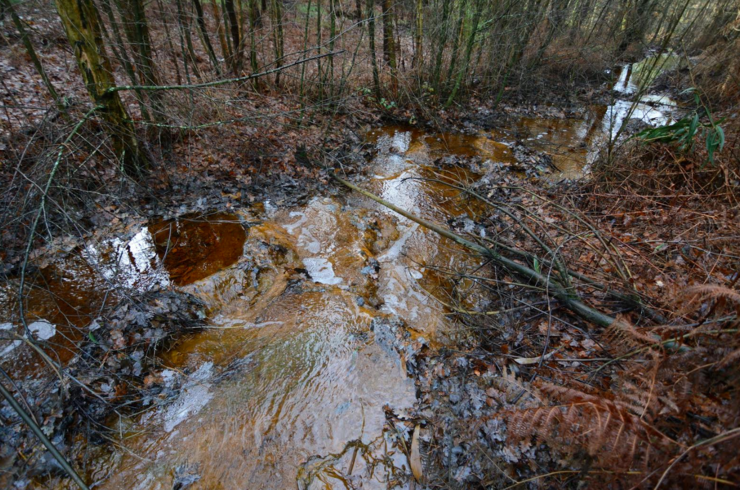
[
  {"x1": 0, "y1": 213, "x2": 246, "y2": 374},
  {"x1": 148, "y1": 213, "x2": 247, "y2": 286},
  {"x1": 26, "y1": 126, "x2": 495, "y2": 489}
]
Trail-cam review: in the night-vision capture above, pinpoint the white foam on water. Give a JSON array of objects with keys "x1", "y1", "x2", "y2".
[
  {"x1": 28, "y1": 320, "x2": 56, "y2": 340},
  {"x1": 303, "y1": 257, "x2": 342, "y2": 285},
  {"x1": 163, "y1": 362, "x2": 214, "y2": 433}
]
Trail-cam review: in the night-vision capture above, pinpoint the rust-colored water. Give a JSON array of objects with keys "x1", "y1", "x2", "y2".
[
  {"x1": 80, "y1": 127, "x2": 494, "y2": 489},
  {"x1": 149, "y1": 213, "x2": 247, "y2": 286},
  {"x1": 0, "y1": 213, "x2": 246, "y2": 375}
]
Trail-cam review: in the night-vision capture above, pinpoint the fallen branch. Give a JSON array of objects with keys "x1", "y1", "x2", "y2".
[{"x1": 331, "y1": 174, "x2": 616, "y2": 328}]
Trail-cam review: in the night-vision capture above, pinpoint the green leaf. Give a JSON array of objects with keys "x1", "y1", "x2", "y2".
[{"x1": 716, "y1": 126, "x2": 725, "y2": 151}]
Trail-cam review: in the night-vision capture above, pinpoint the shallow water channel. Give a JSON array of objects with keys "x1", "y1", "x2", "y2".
[{"x1": 1, "y1": 65, "x2": 679, "y2": 488}]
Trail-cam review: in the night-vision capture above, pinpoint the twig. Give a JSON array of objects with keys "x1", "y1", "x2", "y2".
[{"x1": 107, "y1": 51, "x2": 344, "y2": 93}]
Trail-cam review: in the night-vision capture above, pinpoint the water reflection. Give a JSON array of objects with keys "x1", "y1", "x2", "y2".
[{"x1": 0, "y1": 213, "x2": 246, "y2": 373}]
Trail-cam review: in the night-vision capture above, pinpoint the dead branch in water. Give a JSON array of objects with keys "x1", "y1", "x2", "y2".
[{"x1": 331, "y1": 173, "x2": 616, "y2": 328}]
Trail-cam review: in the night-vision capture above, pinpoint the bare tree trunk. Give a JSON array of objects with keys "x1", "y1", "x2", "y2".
[
  {"x1": 210, "y1": 0, "x2": 230, "y2": 64},
  {"x1": 55, "y1": 0, "x2": 146, "y2": 173},
  {"x1": 299, "y1": 0, "x2": 312, "y2": 100},
  {"x1": 248, "y1": 0, "x2": 260, "y2": 87},
  {"x1": 446, "y1": 0, "x2": 468, "y2": 88},
  {"x1": 618, "y1": 0, "x2": 657, "y2": 54},
  {"x1": 224, "y1": 0, "x2": 241, "y2": 73},
  {"x1": 328, "y1": 0, "x2": 337, "y2": 92},
  {"x1": 271, "y1": 0, "x2": 284, "y2": 86},
  {"x1": 97, "y1": 0, "x2": 151, "y2": 119},
  {"x1": 367, "y1": 0, "x2": 381, "y2": 97},
  {"x1": 118, "y1": 0, "x2": 165, "y2": 120},
  {"x1": 155, "y1": 0, "x2": 183, "y2": 85},
  {"x1": 432, "y1": 0, "x2": 452, "y2": 91},
  {"x1": 192, "y1": 0, "x2": 222, "y2": 75},
  {"x1": 175, "y1": 0, "x2": 203, "y2": 80},
  {"x1": 0, "y1": 0, "x2": 62, "y2": 108},
  {"x1": 414, "y1": 0, "x2": 423, "y2": 73},
  {"x1": 445, "y1": 0, "x2": 484, "y2": 106},
  {"x1": 382, "y1": 0, "x2": 397, "y2": 94},
  {"x1": 316, "y1": 0, "x2": 323, "y2": 98}
]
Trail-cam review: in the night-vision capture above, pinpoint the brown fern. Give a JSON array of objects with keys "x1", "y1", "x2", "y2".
[
  {"x1": 503, "y1": 382, "x2": 674, "y2": 472},
  {"x1": 603, "y1": 315, "x2": 659, "y2": 354},
  {"x1": 675, "y1": 284, "x2": 740, "y2": 317}
]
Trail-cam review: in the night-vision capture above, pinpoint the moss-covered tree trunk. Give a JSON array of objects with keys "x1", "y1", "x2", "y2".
[{"x1": 56, "y1": 0, "x2": 146, "y2": 173}]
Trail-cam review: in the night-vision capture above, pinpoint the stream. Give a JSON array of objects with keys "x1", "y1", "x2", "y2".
[{"x1": 1, "y1": 56, "x2": 679, "y2": 489}]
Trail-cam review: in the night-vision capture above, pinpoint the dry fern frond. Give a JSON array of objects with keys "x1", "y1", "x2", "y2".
[
  {"x1": 604, "y1": 315, "x2": 659, "y2": 354},
  {"x1": 488, "y1": 366, "x2": 542, "y2": 406},
  {"x1": 674, "y1": 285, "x2": 740, "y2": 317},
  {"x1": 503, "y1": 382, "x2": 672, "y2": 471}
]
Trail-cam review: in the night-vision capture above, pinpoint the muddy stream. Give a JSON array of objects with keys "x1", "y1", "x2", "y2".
[{"x1": 1, "y1": 61, "x2": 677, "y2": 489}]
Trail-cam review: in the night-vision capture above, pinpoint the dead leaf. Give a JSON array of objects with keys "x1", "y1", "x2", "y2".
[
  {"x1": 410, "y1": 424, "x2": 423, "y2": 483},
  {"x1": 513, "y1": 346, "x2": 562, "y2": 365}
]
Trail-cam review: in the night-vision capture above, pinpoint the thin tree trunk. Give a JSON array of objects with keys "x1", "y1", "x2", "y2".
[
  {"x1": 224, "y1": 0, "x2": 241, "y2": 73},
  {"x1": 432, "y1": 0, "x2": 452, "y2": 91},
  {"x1": 248, "y1": 0, "x2": 260, "y2": 87},
  {"x1": 97, "y1": 0, "x2": 151, "y2": 119},
  {"x1": 618, "y1": 0, "x2": 656, "y2": 54},
  {"x1": 445, "y1": 0, "x2": 484, "y2": 107},
  {"x1": 271, "y1": 0, "x2": 284, "y2": 86},
  {"x1": 175, "y1": 0, "x2": 203, "y2": 79},
  {"x1": 367, "y1": 0, "x2": 381, "y2": 97},
  {"x1": 117, "y1": 0, "x2": 165, "y2": 120},
  {"x1": 210, "y1": 0, "x2": 230, "y2": 64},
  {"x1": 414, "y1": 0, "x2": 423, "y2": 72},
  {"x1": 382, "y1": 0, "x2": 397, "y2": 94},
  {"x1": 192, "y1": 0, "x2": 222, "y2": 75},
  {"x1": 299, "y1": 0, "x2": 313, "y2": 100},
  {"x1": 328, "y1": 0, "x2": 337, "y2": 93},
  {"x1": 316, "y1": 0, "x2": 323, "y2": 98},
  {"x1": 445, "y1": 0, "x2": 468, "y2": 89},
  {"x1": 1, "y1": 0, "x2": 62, "y2": 108},
  {"x1": 55, "y1": 0, "x2": 147, "y2": 173},
  {"x1": 155, "y1": 0, "x2": 183, "y2": 85}
]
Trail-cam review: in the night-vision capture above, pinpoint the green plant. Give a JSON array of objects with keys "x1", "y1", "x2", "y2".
[
  {"x1": 378, "y1": 98, "x2": 397, "y2": 110},
  {"x1": 635, "y1": 89, "x2": 725, "y2": 164}
]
